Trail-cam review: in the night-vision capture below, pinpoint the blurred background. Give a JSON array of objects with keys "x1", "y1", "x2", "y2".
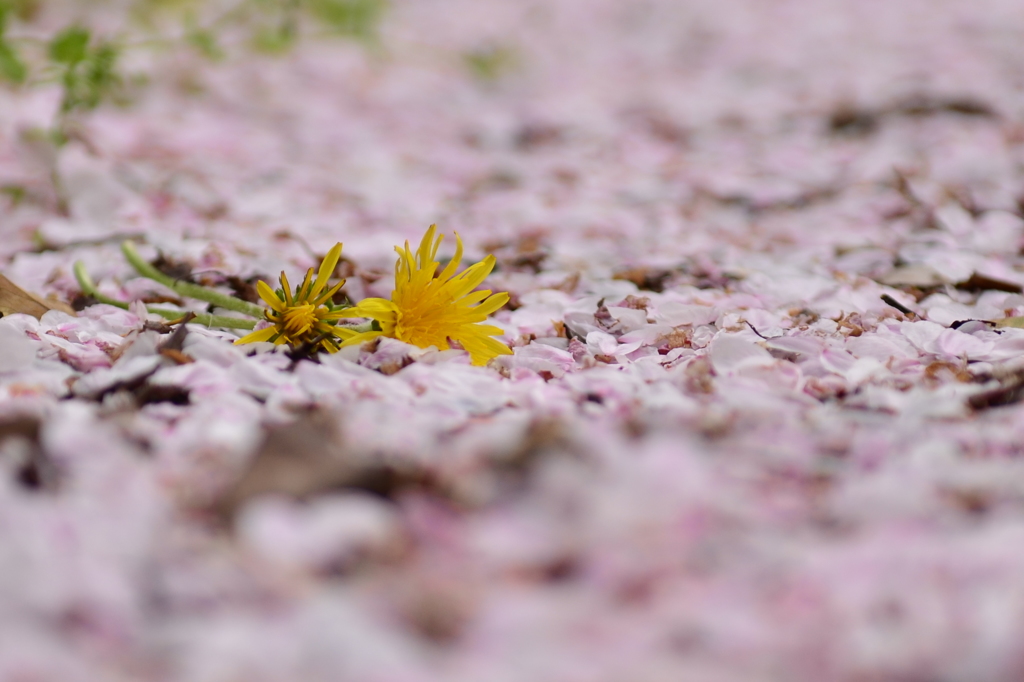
[{"x1": 2, "y1": 0, "x2": 1023, "y2": 287}]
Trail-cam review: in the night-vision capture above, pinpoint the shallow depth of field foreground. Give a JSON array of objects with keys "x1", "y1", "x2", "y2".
[{"x1": 3, "y1": 1, "x2": 1024, "y2": 680}]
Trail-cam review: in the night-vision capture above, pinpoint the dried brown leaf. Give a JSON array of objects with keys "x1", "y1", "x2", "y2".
[{"x1": 0, "y1": 273, "x2": 75, "y2": 318}]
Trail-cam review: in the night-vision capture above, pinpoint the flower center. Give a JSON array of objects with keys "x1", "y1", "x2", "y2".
[
  {"x1": 394, "y1": 308, "x2": 450, "y2": 349},
  {"x1": 282, "y1": 304, "x2": 317, "y2": 337}
]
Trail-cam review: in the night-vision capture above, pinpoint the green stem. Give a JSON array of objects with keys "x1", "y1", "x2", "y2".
[
  {"x1": 73, "y1": 261, "x2": 256, "y2": 330},
  {"x1": 73, "y1": 260, "x2": 130, "y2": 310},
  {"x1": 121, "y1": 240, "x2": 264, "y2": 318},
  {"x1": 341, "y1": 321, "x2": 375, "y2": 334},
  {"x1": 148, "y1": 309, "x2": 257, "y2": 329}
]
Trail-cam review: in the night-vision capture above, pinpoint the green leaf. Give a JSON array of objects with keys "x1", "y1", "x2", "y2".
[
  {"x1": 0, "y1": 41, "x2": 26, "y2": 83},
  {"x1": 49, "y1": 26, "x2": 90, "y2": 65},
  {"x1": 307, "y1": 0, "x2": 387, "y2": 40},
  {"x1": 81, "y1": 42, "x2": 119, "y2": 108},
  {"x1": 464, "y1": 45, "x2": 518, "y2": 83},
  {"x1": 187, "y1": 27, "x2": 224, "y2": 61},
  {"x1": 54, "y1": 39, "x2": 121, "y2": 114},
  {"x1": 251, "y1": 26, "x2": 296, "y2": 54},
  {"x1": 0, "y1": 184, "x2": 27, "y2": 206}
]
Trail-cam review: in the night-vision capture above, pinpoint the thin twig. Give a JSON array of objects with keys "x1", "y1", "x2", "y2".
[{"x1": 881, "y1": 294, "x2": 915, "y2": 317}]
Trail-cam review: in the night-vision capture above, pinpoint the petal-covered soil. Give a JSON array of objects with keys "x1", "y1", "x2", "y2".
[{"x1": 3, "y1": 1, "x2": 1024, "y2": 680}]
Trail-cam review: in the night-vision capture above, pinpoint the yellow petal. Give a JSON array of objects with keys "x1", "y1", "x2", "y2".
[
  {"x1": 445, "y1": 256, "x2": 497, "y2": 300},
  {"x1": 341, "y1": 298, "x2": 399, "y2": 320},
  {"x1": 469, "y1": 291, "x2": 510, "y2": 317},
  {"x1": 313, "y1": 280, "x2": 345, "y2": 306},
  {"x1": 256, "y1": 280, "x2": 286, "y2": 312},
  {"x1": 298, "y1": 267, "x2": 315, "y2": 301},
  {"x1": 459, "y1": 323, "x2": 506, "y2": 337},
  {"x1": 339, "y1": 330, "x2": 384, "y2": 347},
  {"x1": 313, "y1": 321, "x2": 357, "y2": 341},
  {"x1": 310, "y1": 243, "x2": 343, "y2": 300},
  {"x1": 332, "y1": 325, "x2": 360, "y2": 340},
  {"x1": 459, "y1": 289, "x2": 493, "y2": 306},
  {"x1": 395, "y1": 242, "x2": 413, "y2": 284},
  {"x1": 458, "y1": 334, "x2": 513, "y2": 366},
  {"x1": 280, "y1": 271, "x2": 294, "y2": 306},
  {"x1": 417, "y1": 224, "x2": 439, "y2": 267},
  {"x1": 436, "y1": 232, "x2": 464, "y2": 283},
  {"x1": 234, "y1": 326, "x2": 277, "y2": 345}
]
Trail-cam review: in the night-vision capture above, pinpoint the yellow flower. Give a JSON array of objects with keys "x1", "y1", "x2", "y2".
[
  {"x1": 341, "y1": 225, "x2": 512, "y2": 366},
  {"x1": 235, "y1": 243, "x2": 356, "y2": 353}
]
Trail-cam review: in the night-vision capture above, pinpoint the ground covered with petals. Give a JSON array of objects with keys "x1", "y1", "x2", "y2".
[{"x1": 3, "y1": 1, "x2": 1024, "y2": 680}]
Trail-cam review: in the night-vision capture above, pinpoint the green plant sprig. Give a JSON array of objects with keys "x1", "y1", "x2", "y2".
[
  {"x1": 73, "y1": 260, "x2": 258, "y2": 330},
  {"x1": 120, "y1": 241, "x2": 264, "y2": 318}
]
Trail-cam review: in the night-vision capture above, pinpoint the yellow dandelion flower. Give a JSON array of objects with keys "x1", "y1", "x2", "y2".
[
  {"x1": 340, "y1": 225, "x2": 512, "y2": 366},
  {"x1": 235, "y1": 243, "x2": 357, "y2": 353}
]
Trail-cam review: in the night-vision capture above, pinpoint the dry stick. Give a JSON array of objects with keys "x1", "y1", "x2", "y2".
[{"x1": 880, "y1": 294, "x2": 915, "y2": 317}]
